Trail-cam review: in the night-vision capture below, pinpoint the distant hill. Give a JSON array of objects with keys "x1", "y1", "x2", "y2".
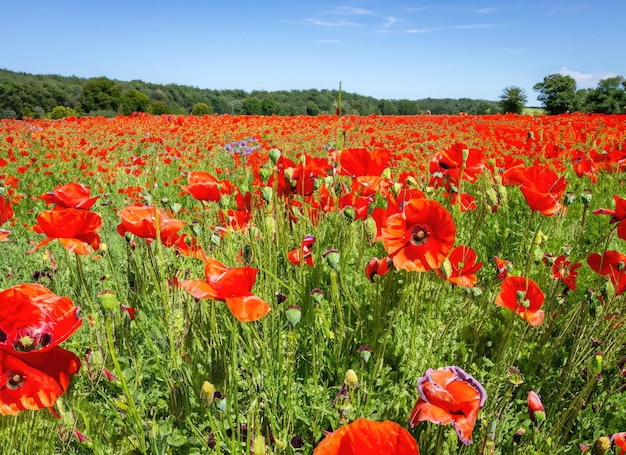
[{"x1": 0, "y1": 68, "x2": 501, "y2": 118}]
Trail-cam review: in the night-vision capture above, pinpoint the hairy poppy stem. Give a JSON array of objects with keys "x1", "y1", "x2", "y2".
[{"x1": 105, "y1": 317, "x2": 147, "y2": 454}]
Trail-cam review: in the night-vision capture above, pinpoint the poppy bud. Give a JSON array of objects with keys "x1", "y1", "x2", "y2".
[
  {"x1": 259, "y1": 168, "x2": 272, "y2": 184},
  {"x1": 564, "y1": 192, "x2": 576, "y2": 206},
  {"x1": 527, "y1": 391, "x2": 545, "y2": 426},
  {"x1": 594, "y1": 436, "x2": 610, "y2": 454},
  {"x1": 253, "y1": 435, "x2": 266, "y2": 455},
  {"x1": 285, "y1": 305, "x2": 302, "y2": 327},
  {"x1": 381, "y1": 168, "x2": 392, "y2": 179},
  {"x1": 405, "y1": 175, "x2": 418, "y2": 188},
  {"x1": 581, "y1": 189, "x2": 592, "y2": 205},
  {"x1": 201, "y1": 381, "x2": 215, "y2": 406},
  {"x1": 268, "y1": 148, "x2": 282, "y2": 164},
  {"x1": 357, "y1": 345, "x2": 373, "y2": 363},
  {"x1": 322, "y1": 249, "x2": 340, "y2": 271},
  {"x1": 390, "y1": 182, "x2": 403, "y2": 197},
  {"x1": 342, "y1": 206, "x2": 356, "y2": 222},
  {"x1": 97, "y1": 290, "x2": 119, "y2": 313},
  {"x1": 344, "y1": 369, "x2": 358, "y2": 389},
  {"x1": 261, "y1": 186, "x2": 273, "y2": 203},
  {"x1": 364, "y1": 217, "x2": 377, "y2": 244}
]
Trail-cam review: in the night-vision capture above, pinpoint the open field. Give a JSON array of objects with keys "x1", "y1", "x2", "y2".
[{"x1": 1, "y1": 113, "x2": 625, "y2": 454}]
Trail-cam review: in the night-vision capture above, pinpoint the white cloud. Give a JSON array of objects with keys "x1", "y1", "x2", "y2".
[
  {"x1": 476, "y1": 8, "x2": 498, "y2": 13},
  {"x1": 329, "y1": 6, "x2": 374, "y2": 16},
  {"x1": 314, "y1": 39, "x2": 341, "y2": 44},
  {"x1": 305, "y1": 18, "x2": 361, "y2": 26},
  {"x1": 453, "y1": 23, "x2": 498, "y2": 30},
  {"x1": 382, "y1": 16, "x2": 398, "y2": 28},
  {"x1": 559, "y1": 67, "x2": 619, "y2": 88}
]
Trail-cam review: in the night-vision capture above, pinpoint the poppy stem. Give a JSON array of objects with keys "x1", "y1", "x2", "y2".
[
  {"x1": 74, "y1": 253, "x2": 95, "y2": 313},
  {"x1": 105, "y1": 316, "x2": 148, "y2": 454}
]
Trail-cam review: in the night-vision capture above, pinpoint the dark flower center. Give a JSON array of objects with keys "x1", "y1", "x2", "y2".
[
  {"x1": 410, "y1": 224, "x2": 429, "y2": 246},
  {"x1": 6, "y1": 371, "x2": 24, "y2": 390}
]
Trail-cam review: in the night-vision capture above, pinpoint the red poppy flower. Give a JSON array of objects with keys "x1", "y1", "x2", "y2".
[
  {"x1": 551, "y1": 255, "x2": 582, "y2": 290},
  {"x1": 41, "y1": 182, "x2": 98, "y2": 210},
  {"x1": 180, "y1": 171, "x2": 233, "y2": 202},
  {"x1": 495, "y1": 276, "x2": 545, "y2": 326},
  {"x1": 493, "y1": 256, "x2": 512, "y2": 279},
  {"x1": 429, "y1": 143, "x2": 485, "y2": 188},
  {"x1": 314, "y1": 418, "x2": 419, "y2": 455},
  {"x1": 31, "y1": 208, "x2": 102, "y2": 255},
  {"x1": 527, "y1": 391, "x2": 546, "y2": 426},
  {"x1": 0, "y1": 283, "x2": 82, "y2": 415},
  {"x1": 180, "y1": 256, "x2": 271, "y2": 322},
  {"x1": 437, "y1": 246, "x2": 483, "y2": 288},
  {"x1": 0, "y1": 195, "x2": 13, "y2": 242},
  {"x1": 587, "y1": 251, "x2": 626, "y2": 295},
  {"x1": 409, "y1": 366, "x2": 487, "y2": 445},
  {"x1": 381, "y1": 197, "x2": 456, "y2": 272},
  {"x1": 117, "y1": 205, "x2": 186, "y2": 247},
  {"x1": 0, "y1": 347, "x2": 81, "y2": 415},
  {"x1": 0, "y1": 283, "x2": 82, "y2": 353},
  {"x1": 339, "y1": 148, "x2": 391, "y2": 178},
  {"x1": 593, "y1": 195, "x2": 626, "y2": 241},
  {"x1": 0, "y1": 195, "x2": 14, "y2": 225},
  {"x1": 288, "y1": 235, "x2": 316, "y2": 266},
  {"x1": 612, "y1": 432, "x2": 626, "y2": 455},
  {"x1": 502, "y1": 165, "x2": 567, "y2": 216},
  {"x1": 365, "y1": 256, "x2": 392, "y2": 282}
]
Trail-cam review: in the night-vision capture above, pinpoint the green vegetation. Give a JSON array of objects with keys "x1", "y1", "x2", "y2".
[{"x1": 0, "y1": 68, "x2": 500, "y2": 119}]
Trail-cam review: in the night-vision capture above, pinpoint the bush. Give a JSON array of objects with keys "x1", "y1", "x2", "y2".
[
  {"x1": 190, "y1": 102, "x2": 212, "y2": 116},
  {"x1": 48, "y1": 105, "x2": 78, "y2": 119}
]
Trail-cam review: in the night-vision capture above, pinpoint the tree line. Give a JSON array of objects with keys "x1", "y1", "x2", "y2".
[
  {"x1": 1, "y1": 68, "x2": 624, "y2": 119},
  {"x1": 499, "y1": 74, "x2": 626, "y2": 115},
  {"x1": 0, "y1": 69, "x2": 500, "y2": 119}
]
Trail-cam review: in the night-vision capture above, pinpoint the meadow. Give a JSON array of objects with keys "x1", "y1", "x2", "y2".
[{"x1": 0, "y1": 112, "x2": 625, "y2": 454}]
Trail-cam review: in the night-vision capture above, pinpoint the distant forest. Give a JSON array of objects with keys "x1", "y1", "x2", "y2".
[{"x1": 0, "y1": 68, "x2": 501, "y2": 119}]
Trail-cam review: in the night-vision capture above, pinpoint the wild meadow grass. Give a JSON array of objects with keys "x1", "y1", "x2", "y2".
[{"x1": 0, "y1": 114, "x2": 625, "y2": 454}]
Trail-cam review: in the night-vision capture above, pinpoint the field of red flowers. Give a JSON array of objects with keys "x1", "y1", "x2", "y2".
[{"x1": 1, "y1": 113, "x2": 625, "y2": 454}]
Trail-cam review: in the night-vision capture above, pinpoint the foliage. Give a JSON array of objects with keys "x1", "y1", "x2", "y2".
[
  {"x1": 533, "y1": 74, "x2": 579, "y2": 114},
  {"x1": 149, "y1": 100, "x2": 171, "y2": 115},
  {"x1": 582, "y1": 76, "x2": 626, "y2": 114},
  {"x1": 79, "y1": 77, "x2": 121, "y2": 114},
  {"x1": 499, "y1": 86, "x2": 528, "y2": 114},
  {"x1": 48, "y1": 105, "x2": 78, "y2": 119},
  {"x1": 190, "y1": 102, "x2": 212, "y2": 116},
  {"x1": 120, "y1": 89, "x2": 150, "y2": 115},
  {"x1": 0, "y1": 68, "x2": 501, "y2": 118}
]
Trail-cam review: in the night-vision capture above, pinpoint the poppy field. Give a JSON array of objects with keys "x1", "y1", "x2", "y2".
[{"x1": 1, "y1": 112, "x2": 626, "y2": 454}]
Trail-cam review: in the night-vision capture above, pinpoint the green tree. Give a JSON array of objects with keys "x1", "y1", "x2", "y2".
[
  {"x1": 498, "y1": 86, "x2": 527, "y2": 114},
  {"x1": 120, "y1": 90, "x2": 150, "y2": 115},
  {"x1": 48, "y1": 105, "x2": 78, "y2": 119},
  {"x1": 191, "y1": 102, "x2": 213, "y2": 116},
  {"x1": 80, "y1": 77, "x2": 121, "y2": 113},
  {"x1": 533, "y1": 74, "x2": 579, "y2": 114},
  {"x1": 149, "y1": 100, "x2": 170, "y2": 115},
  {"x1": 583, "y1": 76, "x2": 626, "y2": 114},
  {"x1": 242, "y1": 97, "x2": 262, "y2": 115},
  {"x1": 396, "y1": 99, "x2": 420, "y2": 115},
  {"x1": 379, "y1": 100, "x2": 398, "y2": 115},
  {"x1": 260, "y1": 98, "x2": 277, "y2": 116}
]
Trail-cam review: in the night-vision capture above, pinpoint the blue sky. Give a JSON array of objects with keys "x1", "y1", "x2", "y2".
[{"x1": 3, "y1": 1, "x2": 625, "y2": 104}]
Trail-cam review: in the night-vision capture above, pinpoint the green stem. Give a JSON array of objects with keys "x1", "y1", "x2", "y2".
[{"x1": 105, "y1": 316, "x2": 147, "y2": 454}]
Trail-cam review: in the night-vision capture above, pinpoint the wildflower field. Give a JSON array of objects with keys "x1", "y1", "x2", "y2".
[{"x1": 0, "y1": 113, "x2": 625, "y2": 454}]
